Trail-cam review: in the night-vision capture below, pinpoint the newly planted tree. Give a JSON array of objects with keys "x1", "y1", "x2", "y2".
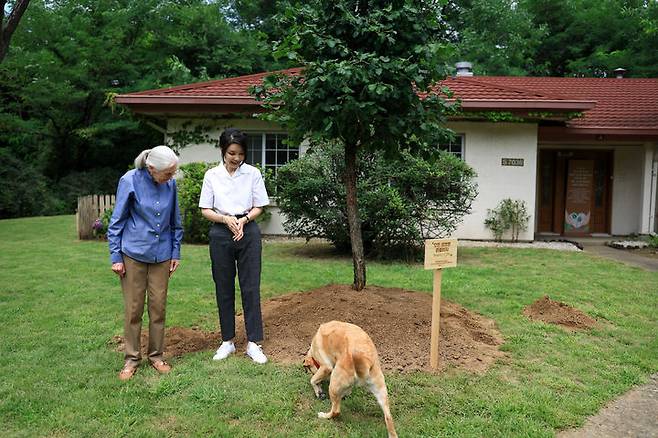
[{"x1": 253, "y1": 0, "x2": 456, "y2": 290}]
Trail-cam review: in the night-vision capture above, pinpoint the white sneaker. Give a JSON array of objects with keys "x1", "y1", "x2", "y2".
[
  {"x1": 245, "y1": 342, "x2": 268, "y2": 364},
  {"x1": 213, "y1": 341, "x2": 235, "y2": 360}
]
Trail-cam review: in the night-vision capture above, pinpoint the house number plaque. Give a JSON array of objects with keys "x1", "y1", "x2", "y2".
[{"x1": 501, "y1": 158, "x2": 524, "y2": 166}]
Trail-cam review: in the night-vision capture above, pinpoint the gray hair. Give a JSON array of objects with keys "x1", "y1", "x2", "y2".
[{"x1": 134, "y1": 145, "x2": 179, "y2": 170}]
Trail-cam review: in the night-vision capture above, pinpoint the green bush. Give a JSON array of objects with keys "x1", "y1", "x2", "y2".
[
  {"x1": 648, "y1": 234, "x2": 658, "y2": 249},
  {"x1": 0, "y1": 148, "x2": 66, "y2": 218},
  {"x1": 276, "y1": 141, "x2": 478, "y2": 260},
  {"x1": 177, "y1": 162, "x2": 274, "y2": 243},
  {"x1": 92, "y1": 207, "x2": 114, "y2": 239},
  {"x1": 54, "y1": 168, "x2": 121, "y2": 212},
  {"x1": 178, "y1": 162, "x2": 215, "y2": 244},
  {"x1": 484, "y1": 198, "x2": 530, "y2": 242},
  {"x1": 0, "y1": 148, "x2": 123, "y2": 218}
]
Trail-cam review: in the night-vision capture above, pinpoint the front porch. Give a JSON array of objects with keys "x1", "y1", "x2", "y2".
[{"x1": 535, "y1": 142, "x2": 657, "y2": 237}]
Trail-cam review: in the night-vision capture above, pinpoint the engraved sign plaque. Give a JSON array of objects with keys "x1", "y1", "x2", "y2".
[{"x1": 424, "y1": 239, "x2": 457, "y2": 270}]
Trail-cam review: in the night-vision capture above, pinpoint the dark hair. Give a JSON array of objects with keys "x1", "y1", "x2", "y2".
[{"x1": 218, "y1": 128, "x2": 247, "y2": 159}]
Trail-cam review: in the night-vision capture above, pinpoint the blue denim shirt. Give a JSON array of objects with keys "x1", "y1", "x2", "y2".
[{"x1": 107, "y1": 168, "x2": 183, "y2": 264}]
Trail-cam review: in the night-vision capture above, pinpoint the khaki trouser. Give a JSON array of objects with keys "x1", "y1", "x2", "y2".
[{"x1": 120, "y1": 255, "x2": 170, "y2": 365}]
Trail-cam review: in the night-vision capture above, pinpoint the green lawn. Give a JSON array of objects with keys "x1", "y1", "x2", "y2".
[{"x1": 0, "y1": 215, "x2": 656, "y2": 437}]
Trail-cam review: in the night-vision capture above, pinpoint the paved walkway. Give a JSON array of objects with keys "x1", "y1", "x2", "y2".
[
  {"x1": 557, "y1": 374, "x2": 658, "y2": 438},
  {"x1": 557, "y1": 240, "x2": 658, "y2": 437},
  {"x1": 580, "y1": 241, "x2": 658, "y2": 272}
]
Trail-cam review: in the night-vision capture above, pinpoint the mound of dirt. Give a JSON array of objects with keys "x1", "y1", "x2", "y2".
[
  {"x1": 523, "y1": 295, "x2": 597, "y2": 330},
  {"x1": 112, "y1": 284, "x2": 505, "y2": 373}
]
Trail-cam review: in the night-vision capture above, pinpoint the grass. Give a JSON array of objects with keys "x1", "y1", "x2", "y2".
[{"x1": 0, "y1": 215, "x2": 656, "y2": 437}]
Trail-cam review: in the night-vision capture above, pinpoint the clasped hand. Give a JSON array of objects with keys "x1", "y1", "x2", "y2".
[{"x1": 225, "y1": 216, "x2": 245, "y2": 241}]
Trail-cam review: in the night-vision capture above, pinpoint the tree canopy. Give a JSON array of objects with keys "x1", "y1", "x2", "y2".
[
  {"x1": 0, "y1": 0, "x2": 288, "y2": 217},
  {"x1": 443, "y1": 0, "x2": 658, "y2": 77},
  {"x1": 253, "y1": 0, "x2": 457, "y2": 289}
]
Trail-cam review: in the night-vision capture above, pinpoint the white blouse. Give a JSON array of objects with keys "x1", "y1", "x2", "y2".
[{"x1": 198, "y1": 163, "x2": 270, "y2": 215}]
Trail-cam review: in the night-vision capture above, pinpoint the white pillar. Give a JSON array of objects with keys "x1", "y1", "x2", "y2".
[
  {"x1": 652, "y1": 147, "x2": 658, "y2": 234},
  {"x1": 640, "y1": 143, "x2": 657, "y2": 234}
]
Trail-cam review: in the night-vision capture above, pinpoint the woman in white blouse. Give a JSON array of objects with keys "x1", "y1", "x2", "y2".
[{"x1": 199, "y1": 128, "x2": 270, "y2": 364}]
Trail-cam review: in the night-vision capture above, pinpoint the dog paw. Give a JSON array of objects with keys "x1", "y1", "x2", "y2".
[{"x1": 318, "y1": 412, "x2": 331, "y2": 419}]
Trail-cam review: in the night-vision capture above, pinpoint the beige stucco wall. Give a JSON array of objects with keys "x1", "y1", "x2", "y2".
[
  {"x1": 169, "y1": 118, "x2": 542, "y2": 239},
  {"x1": 448, "y1": 122, "x2": 539, "y2": 241},
  {"x1": 167, "y1": 118, "x2": 290, "y2": 165}
]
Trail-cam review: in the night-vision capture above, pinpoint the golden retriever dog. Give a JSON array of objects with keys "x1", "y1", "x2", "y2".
[{"x1": 303, "y1": 321, "x2": 397, "y2": 438}]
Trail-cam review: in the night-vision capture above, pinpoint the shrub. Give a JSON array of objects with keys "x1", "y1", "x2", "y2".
[
  {"x1": 92, "y1": 207, "x2": 114, "y2": 239},
  {"x1": 648, "y1": 234, "x2": 658, "y2": 249},
  {"x1": 177, "y1": 161, "x2": 275, "y2": 243},
  {"x1": 0, "y1": 148, "x2": 66, "y2": 218},
  {"x1": 55, "y1": 168, "x2": 121, "y2": 213},
  {"x1": 276, "y1": 141, "x2": 478, "y2": 260},
  {"x1": 178, "y1": 162, "x2": 215, "y2": 243},
  {"x1": 484, "y1": 199, "x2": 530, "y2": 242}
]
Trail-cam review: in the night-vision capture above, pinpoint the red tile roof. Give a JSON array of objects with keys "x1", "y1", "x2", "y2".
[
  {"x1": 457, "y1": 76, "x2": 658, "y2": 131},
  {"x1": 119, "y1": 68, "x2": 302, "y2": 103},
  {"x1": 115, "y1": 68, "x2": 658, "y2": 135}
]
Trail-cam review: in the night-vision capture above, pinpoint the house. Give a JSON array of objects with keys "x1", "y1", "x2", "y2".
[{"x1": 115, "y1": 64, "x2": 658, "y2": 240}]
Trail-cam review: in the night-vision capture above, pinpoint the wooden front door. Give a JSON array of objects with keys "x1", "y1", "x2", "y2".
[{"x1": 537, "y1": 150, "x2": 612, "y2": 235}]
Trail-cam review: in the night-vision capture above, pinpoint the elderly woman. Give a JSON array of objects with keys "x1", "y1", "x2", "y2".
[
  {"x1": 107, "y1": 145, "x2": 183, "y2": 381},
  {"x1": 199, "y1": 128, "x2": 270, "y2": 364}
]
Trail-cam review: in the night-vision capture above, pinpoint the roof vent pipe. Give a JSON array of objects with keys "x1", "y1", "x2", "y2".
[
  {"x1": 455, "y1": 61, "x2": 474, "y2": 77},
  {"x1": 614, "y1": 68, "x2": 627, "y2": 79}
]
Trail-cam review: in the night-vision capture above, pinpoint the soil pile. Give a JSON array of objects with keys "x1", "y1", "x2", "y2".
[
  {"x1": 523, "y1": 295, "x2": 597, "y2": 330},
  {"x1": 112, "y1": 284, "x2": 505, "y2": 373}
]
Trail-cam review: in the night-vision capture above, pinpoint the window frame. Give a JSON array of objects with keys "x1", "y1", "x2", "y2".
[
  {"x1": 438, "y1": 134, "x2": 465, "y2": 160},
  {"x1": 243, "y1": 131, "x2": 299, "y2": 174}
]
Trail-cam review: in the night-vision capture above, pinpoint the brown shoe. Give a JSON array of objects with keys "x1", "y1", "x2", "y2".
[
  {"x1": 118, "y1": 363, "x2": 138, "y2": 381},
  {"x1": 150, "y1": 360, "x2": 171, "y2": 374}
]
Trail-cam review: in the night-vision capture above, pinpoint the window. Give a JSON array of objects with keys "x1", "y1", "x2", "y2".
[
  {"x1": 245, "y1": 133, "x2": 299, "y2": 175},
  {"x1": 439, "y1": 135, "x2": 464, "y2": 159}
]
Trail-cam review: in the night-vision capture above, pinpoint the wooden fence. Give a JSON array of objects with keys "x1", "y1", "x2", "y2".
[{"x1": 76, "y1": 194, "x2": 116, "y2": 239}]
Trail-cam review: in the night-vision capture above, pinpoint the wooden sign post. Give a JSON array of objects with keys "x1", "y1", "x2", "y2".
[{"x1": 424, "y1": 239, "x2": 458, "y2": 369}]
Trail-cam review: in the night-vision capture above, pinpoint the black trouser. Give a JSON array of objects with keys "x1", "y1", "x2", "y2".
[{"x1": 209, "y1": 221, "x2": 264, "y2": 342}]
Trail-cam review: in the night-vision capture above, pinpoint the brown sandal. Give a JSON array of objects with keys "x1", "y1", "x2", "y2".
[
  {"x1": 118, "y1": 364, "x2": 138, "y2": 381},
  {"x1": 150, "y1": 360, "x2": 171, "y2": 374}
]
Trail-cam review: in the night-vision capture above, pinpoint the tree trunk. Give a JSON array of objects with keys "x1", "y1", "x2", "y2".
[
  {"x1": 0, "y1": 0, "x2": 31, "y2": 63},
  {"x1": 344, "y1": 141, "x2": 366, "y2": 290},
  {"x1": 0, "y1": 41, "x2": 7, "y2": 63}
]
